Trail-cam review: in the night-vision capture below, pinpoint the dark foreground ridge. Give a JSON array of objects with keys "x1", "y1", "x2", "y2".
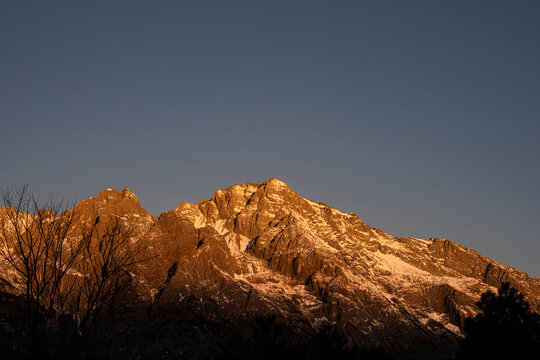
[{"x1": 0, "y1": 180, "x2": 539, "y2": 359}]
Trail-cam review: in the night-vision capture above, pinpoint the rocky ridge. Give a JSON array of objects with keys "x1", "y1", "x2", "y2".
[{"x1": 1, "y1": 178, "x2": 539, "y2": 359}]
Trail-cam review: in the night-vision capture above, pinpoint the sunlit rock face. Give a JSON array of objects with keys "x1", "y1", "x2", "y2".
[{"x1": 1, "y1": 178, "x2": 539, "y2": 359}]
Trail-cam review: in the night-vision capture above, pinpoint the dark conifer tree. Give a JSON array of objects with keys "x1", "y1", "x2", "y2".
[{"x1": 457, "y1": 282, "x2": 540, "y2": 359}]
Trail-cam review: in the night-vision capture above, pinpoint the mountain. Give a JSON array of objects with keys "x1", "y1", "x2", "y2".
[{"x1": 1, "y1": 178, "x2": 539, "y2": 359}]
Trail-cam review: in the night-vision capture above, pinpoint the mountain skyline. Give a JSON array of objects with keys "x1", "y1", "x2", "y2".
[
  {"x1": 2, "y1": 1, "x2": 539, "y2": 278},
  {"x1": 2, "y1": 177, "x2": 538, "y2": 359},
  {"x1": 70, "y1": 179, "x2": 540, "y2": 279}
]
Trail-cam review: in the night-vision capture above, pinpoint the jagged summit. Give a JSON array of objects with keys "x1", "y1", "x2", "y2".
[
  {"x1": 209, "y1": 178, "x2": 291, "y2": 202},
  {"x1": 74, "y1": 186, "x2": 147, "y2": 220},
  {"x1": 201, "y1": 178, "x2": 353, "y2": 224},
  {"x1": 262, "y1": 177, "x2": 290, "y2": 189},
  {"x1": 86, "y1": 186, "x2": 140, "y2": 205},
  {"x1": 121, "y1": 186, "x2": 138, "y2": 200}
]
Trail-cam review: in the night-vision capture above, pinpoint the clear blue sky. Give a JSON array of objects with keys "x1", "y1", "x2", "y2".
[{"x1": 1, "y1": 1, "x2": 539, "y2": 276}]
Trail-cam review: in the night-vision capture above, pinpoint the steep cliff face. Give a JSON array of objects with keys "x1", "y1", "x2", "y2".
[{"x1": 1, "y1": 179, "x2": 538, "y2": 359}]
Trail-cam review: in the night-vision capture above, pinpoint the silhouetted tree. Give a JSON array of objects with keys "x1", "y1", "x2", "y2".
[
  {"x1": 0, "y1": 186, "x2": 146, "y2": 359},
  {"x1": 310, "y1": 322, "x2": 392, "y2": 360},
  {"x1": 310, "y1": 322, "x2": 349, "y2": 360},
  {"x1": 67, "y1": 215, "x2": 144, "y2": 336},
  {"x1": 456, "y1": 282, "x2": 540, "y2": 359},
  {"x1": 0, "y1": 186, "x2": 85, "y2": 358}
]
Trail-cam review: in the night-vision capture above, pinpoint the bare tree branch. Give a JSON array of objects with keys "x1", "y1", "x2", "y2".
[{"x1": 0, "y1": 186, "x2": 148, "y2": 358}]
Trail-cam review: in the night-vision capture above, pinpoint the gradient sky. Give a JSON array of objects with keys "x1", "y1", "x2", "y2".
[{"x1": 1, "y1": 1, "x2": 539, "y2": 276}]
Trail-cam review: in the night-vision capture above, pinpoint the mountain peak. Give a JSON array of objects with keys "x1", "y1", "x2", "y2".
[
  {"x1": 94, "y1": 188, "x2": 121, "y2": 200},
  {"x1": 257, "y1": 178, "x2": 294, "y2": 199},
  {"x1": 121, "y1": 187, "x2": 138, "y2": 201},
  {"x1": 262, "y1": 177, "x2": 290, "y2": 189},
  {"x1": 92, "y1": 187, "x2": 139, "y2": 203},
  {"x1": 74, "y1": 186, "x2": 146, "y2": 218}
]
